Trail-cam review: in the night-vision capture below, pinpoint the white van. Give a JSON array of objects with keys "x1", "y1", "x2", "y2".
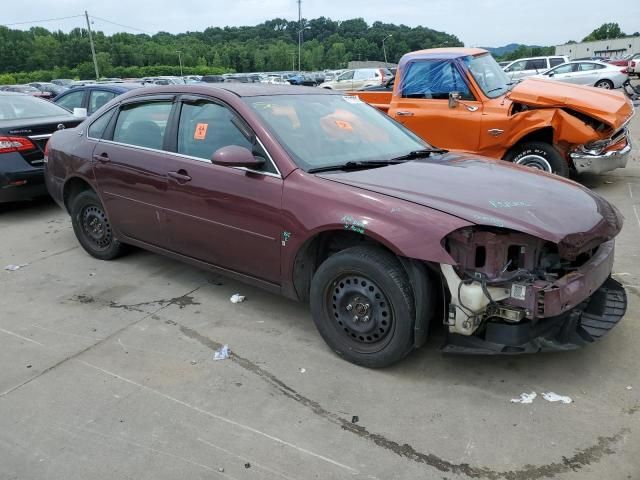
[
  {"x1": 319, "y1": 68, "x2": 393, "y2": 91},
  {"x1": 503, "y1": 56, "x2": 569, "y2": 80}
]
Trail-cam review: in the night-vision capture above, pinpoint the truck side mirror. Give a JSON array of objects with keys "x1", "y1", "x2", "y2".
[{"x1": 448, "y1": 91, "x2": 461, "y2": 109}]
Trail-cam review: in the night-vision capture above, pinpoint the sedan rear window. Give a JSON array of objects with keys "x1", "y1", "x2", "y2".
[{"x1": 0, "y1": 94, "x2": 72, "y2": 120}]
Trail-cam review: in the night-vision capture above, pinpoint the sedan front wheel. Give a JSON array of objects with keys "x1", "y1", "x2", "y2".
[{"x1": 310, "y1": 246, "x2": 416, "y2": 368}]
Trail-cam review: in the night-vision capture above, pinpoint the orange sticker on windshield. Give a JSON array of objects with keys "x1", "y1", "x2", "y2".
[
  {"x1": 194, "y1": 123, "x2": 208, "y2": 140},
  {"x1": 334, "y1": 120, "x2": 353, "y2": 131}
]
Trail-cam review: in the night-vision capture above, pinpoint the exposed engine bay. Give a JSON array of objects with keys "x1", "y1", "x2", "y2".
[{"x1": 441, "y1": 227, "x2": 620, "y2": 340}]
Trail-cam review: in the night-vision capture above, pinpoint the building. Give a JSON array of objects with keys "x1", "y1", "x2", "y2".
[{"x1": 555, "y1": 36, "x2": 640, "y2": 59}]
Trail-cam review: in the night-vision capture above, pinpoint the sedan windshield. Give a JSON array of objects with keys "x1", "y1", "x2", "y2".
[
  {"x1": 464, "y1": 53, "x2": 512, "y2": 98},
  {"x1": 244, "y1": 94, "x2": 429, "y2": 171},
  {"x1": 0, "y1": 94, "x2": 72, "y2": 120}
]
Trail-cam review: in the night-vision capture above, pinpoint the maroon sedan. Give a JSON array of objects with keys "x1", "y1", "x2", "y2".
[{"x1": 44, "y1": 84, "x2": 627, "y2": 367}]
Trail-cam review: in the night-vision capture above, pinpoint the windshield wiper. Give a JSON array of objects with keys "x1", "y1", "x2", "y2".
[
  {"x1": 389, "y1": 148, "x2": 447, "y2": 161},
  {"x1": 308, "y1": 160, "x2": 404, "y2": 174}
]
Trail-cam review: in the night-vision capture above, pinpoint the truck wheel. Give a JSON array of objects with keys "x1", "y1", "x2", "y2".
[
  {"x1": 70, "y1": 190, "x2": 126, "y2": 260},
  {"x1": 595, "y1": 79, "x2": 613, "y2": 89},
  {"x1": 309, "y1": 246, "x2": 416, "y2": 368},
  {"x1": 506, "y1": 141, "x2": 569, "y2": 177}
]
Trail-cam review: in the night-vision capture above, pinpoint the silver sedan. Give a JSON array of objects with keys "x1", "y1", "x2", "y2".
[{"x1": 532, "y1": 61, "x2": 628, "y2": 89}]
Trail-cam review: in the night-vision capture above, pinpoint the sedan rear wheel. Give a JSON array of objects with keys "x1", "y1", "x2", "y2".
[
  {"x1": 310, "y1": 246, "x2": 416, "y2": 368},
  {"x1": 70, "y1": 190, "x2": 125, "y2": 260},
  {"x1": 595, "y1": 79, "x2": 613, "y2": 89}
]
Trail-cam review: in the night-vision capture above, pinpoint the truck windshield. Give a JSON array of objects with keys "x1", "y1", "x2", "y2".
[
  {"x1": 464, "y1": 53, "x2": 511, "y2": 98},
  {"x1": 244, "y1": 94, "x2": 430, "y2": 171}
]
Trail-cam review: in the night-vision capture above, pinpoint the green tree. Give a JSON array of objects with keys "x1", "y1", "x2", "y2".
[{"x1": 582, "y1": 23, "x2": 626, "y2": 42}]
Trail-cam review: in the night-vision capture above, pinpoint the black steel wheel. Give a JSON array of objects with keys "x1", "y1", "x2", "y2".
[
  {"x1": 310, "y1": 246, "x2": 417, "y2": 368},
  {"x1": 70, "y1": 189, "x2": 125, "y2": 260}
]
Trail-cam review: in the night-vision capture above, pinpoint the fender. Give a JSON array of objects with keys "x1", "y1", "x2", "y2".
[{"x1": 279, "y1": 170, "x2": 471, "y2": 299}]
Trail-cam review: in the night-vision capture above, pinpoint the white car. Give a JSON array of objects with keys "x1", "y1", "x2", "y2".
[
  {"x1": 533, "y1": 61, "x2": 628, "y2": 89},
  {"x1": 628, "y1": 53, "x2": 640, "y2": 76},
  {"x1": 319, "y1": 68, "x2": 392, "y2": 91},
  {"x1": 503, "y1": 56, "x2": 568, "y2": 80}
]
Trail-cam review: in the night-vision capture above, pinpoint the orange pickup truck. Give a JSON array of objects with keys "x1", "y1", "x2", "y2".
[{"x1": 353, "y1": 48, "x2": 634, "y2": 176}]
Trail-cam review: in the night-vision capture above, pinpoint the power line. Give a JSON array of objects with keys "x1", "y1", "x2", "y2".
[
  {"x1": 89, "y1": 15, "x2": 154, "y2": 35},
  {"x1": 1, "y1": 14, "x2": 84, "y2": 27}
]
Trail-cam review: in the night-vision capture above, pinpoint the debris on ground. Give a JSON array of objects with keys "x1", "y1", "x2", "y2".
[
  {"x1": 230, "y1": 294, "x2": 245, "y2": 304},
  {"x1": 4, "y1": 264, "x2": 28, "y2": 271},
  {"x1": 351, "y1": 415, "x2": 359, "y2": 424},
  {"x1": 299, "y1": 368, "x2": 306, "y2": 373},
  {"x1": 510, "y1": 392, "x2": 537, "y2": 404},
  {"x1": 626, "y1": 386, "x2": 633, "y2": 390},
  {"x1": 244, "y1": 463, "x2": 251, "y2": 469},
  {"x1": 26, "y1": 364, "x2": 32, "y2": 369},
  {"x1": 190, "y1": 360, "x2": 197, "y2": 365},
  {"x1": 218, "y1": 467, "x2": 224, "y2": 472},
  {"x1": 542, "y1": 392, "x2": 573, "y2": 404},
  {"x1": 213, "y1": 345, "x2": 230, "y2": 360}
]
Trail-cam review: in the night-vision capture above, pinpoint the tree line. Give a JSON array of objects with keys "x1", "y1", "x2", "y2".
[{"x1": 0, "y1": 17, "x2": 461, "y2": 83}]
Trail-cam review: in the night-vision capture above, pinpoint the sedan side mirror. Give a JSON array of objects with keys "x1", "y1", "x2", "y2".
[
  {"x1": 448, "y1": 91, "x2": 461, "y2": 109},
  {"x1": 548, "y1": 72, "x2": 555, "y2": 77},
  {"x1": 211, "y1": 145, "x2": 265, "y2": 168}
]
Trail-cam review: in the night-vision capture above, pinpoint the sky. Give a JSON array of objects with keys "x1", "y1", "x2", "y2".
[{"x1": 2, "y1": 0, "x2": 639, "y2": 47}]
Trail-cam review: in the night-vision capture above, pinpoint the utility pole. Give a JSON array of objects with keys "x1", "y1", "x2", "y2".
[
  {"x1": 85, "y1": 10, "x2": 100, "y2": 80},
  {"x1": 382, "y1": 34, "x2": 392, "y2": 68},
  {"x1": 290, "y1": 52, "x2": 296, "y2": 71},
  {"x1": 297, "y1": 0, "x2": 302, "y2": 72},
  {"x1": 177, "y1": 50, "x2": 183, "y2": 76}
]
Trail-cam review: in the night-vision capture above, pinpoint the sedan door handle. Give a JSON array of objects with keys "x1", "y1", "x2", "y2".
[
  {"x1": 93, "y1": 153, "x2": 110, "y2": 163},
  {"x1": 395, "y1": 111, "x2": 414, "y2": 117},
  {"x1": 167, "y1": 170, "x2": 192, "y2": 183}
]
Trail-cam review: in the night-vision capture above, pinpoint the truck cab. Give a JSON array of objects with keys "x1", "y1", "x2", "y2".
[{"x1": 354, "y1": 48, "x2": 633, "y2": 177}]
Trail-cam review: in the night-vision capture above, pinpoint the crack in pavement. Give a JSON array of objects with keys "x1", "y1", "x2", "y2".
[
  {"x1": 178, "y1": 323, "x2": 630, "y2": 480},
  {"x1": 0, "y1": 285, "x2": 204, "y2": 398},
  {"x1": 69, "y1": 293, "x2": 201, "y2": 312}
]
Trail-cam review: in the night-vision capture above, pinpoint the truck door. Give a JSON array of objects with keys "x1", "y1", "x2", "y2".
[{"x1": 388, "y1": 60, "x2": 483, "y2": 153}]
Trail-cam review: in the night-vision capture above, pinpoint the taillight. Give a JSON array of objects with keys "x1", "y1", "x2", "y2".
[
  {"x1": 44, "y1": 140, "x2": 50, "y2": 163},
  {"x1": 632, "y1": 61, "x2": 637, "y2": 67},
  {"x1": 0, "y1": 136, "x2": 36, "y2": 154},
  {"x1": 621, "y1": 68, "x2": 628, "y2": 74}
]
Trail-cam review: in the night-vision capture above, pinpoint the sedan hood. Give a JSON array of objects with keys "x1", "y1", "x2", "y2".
[
  {"x1": 318, "y1": 153, "x2": 622, "y2": 254},
  {"x1": 509, "y1": 78, "x2": 633, "y2": 129}
]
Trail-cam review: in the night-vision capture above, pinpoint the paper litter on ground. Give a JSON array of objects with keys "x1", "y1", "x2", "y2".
[
  {"x1": 542, "y1": 392, "x2": 572, "y2": 404},
  {"x1": 213, "y1": 344, "x2": 230, "y2": 360},
  {"x1": 230, "y1": 294, "x2": 245, "y2": 303},
  {"x1": 4, "y1": 264, "x2": 28, "y2": 271},
  {"x1": 510, "y1": 392, "x2": 537, "y2": 404}
]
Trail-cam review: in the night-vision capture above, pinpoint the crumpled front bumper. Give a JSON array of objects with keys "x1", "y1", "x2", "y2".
[
  {"x1": 570, "y1": 137, "x2": 631, "y2": 175},
  {"x1": 441, "y1": 277, "x2": 627, "y2": 354}
]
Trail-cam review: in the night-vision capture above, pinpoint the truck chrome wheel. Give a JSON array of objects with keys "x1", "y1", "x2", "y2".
[
  {"x1": 515, "y1": 154, "x2": 552, "y2": 172},
  {"x1": 329, "y1": 273, "x2": 393, "y2": 346}
]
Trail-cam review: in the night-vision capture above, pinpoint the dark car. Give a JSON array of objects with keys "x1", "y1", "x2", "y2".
[
  {"x1": 28, "y1": 82, "x2": 67, "y2": 99},
  {"x1": 201, "y1": 75, "x2": 225, "y2": 83},
  {"x1": 45, "y1": 84, "x2": 626, "y2": 367},
  {"x1": 53, "y1": 83, "x2": 142, "y2": 115},
  {"x1": 0, "y1": 92, "x2": 83, "y2": 202}
]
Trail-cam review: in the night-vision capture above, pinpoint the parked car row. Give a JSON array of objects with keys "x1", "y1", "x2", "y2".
[{"x1": 35, "y1": 80, "x2": 628, "y2": 367}]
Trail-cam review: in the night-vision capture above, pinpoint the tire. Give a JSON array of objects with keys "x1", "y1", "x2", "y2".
[
  {"x1": 594, "y1": 79, "x2": 613, "y2": 89},
  {"x1": 70, "y1": 189, "x2": 125, "y2": 260},
  {"x1": 506, "y1": 141, "x2": 569, "y2": 177},
  {"x1": 309, "y1": 246, "x2": 416, "y2": 368}
]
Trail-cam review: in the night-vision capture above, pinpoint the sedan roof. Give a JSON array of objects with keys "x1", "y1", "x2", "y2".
[{"x1": 122, "y1": 83, "x2": 339, "y2": 98}]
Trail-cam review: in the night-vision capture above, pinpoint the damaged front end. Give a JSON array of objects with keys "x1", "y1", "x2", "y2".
[{"x1": 440, "y1": 226, "x2": 627, "y2": 354}]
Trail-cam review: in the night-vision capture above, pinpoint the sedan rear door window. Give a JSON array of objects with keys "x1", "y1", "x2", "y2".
[
  {"x1": 112, "y1": 101, "x2": 172, "y2": 150},
  {"x1": 56, "y1": 90, "x2": 84, "y2": 112},
  {"x1": 89, "y1": 90, "x2": 117, "y2": 113}
]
